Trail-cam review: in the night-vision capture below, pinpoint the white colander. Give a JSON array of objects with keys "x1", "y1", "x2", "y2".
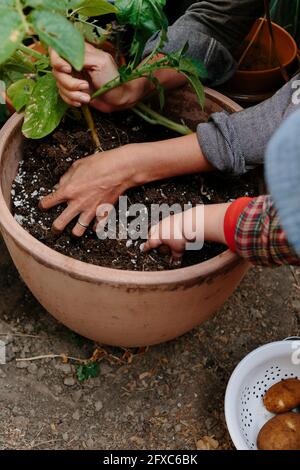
[{"x1": 225, "y1": 338, "x2": 300, "y2": 450}]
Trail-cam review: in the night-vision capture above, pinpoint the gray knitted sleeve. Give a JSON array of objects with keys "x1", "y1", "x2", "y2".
[{"x1": 197, "y1": 77, "x2": 299, "y2": 174}]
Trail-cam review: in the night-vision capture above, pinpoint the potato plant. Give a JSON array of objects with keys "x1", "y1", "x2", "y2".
[{"x1": 0, "y1": 0, "x2": 206, "y2": 142}]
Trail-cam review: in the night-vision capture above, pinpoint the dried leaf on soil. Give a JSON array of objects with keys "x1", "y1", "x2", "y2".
[{"x1": 196, "y1": 436, "x2": 219, "y2": 451}]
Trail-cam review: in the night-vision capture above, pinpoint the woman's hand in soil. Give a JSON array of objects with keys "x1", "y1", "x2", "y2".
[
  {"x1": 38, "y1": 147, "x2": 133, "y2": 237},
  {"x1": 50, "y1": 43, "x2": 147, "y2": 112}
]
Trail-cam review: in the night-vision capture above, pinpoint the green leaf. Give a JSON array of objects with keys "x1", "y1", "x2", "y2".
[
  {"x1": 75, "y1": 0, "x2": 118, "y2": 16},
  {"x1": 159, "y1": 49, "x2": 206, "y2": 107},
  {"x1": 0, "y1": 8, "x2": 25, "y2": 65},
  {"x1": 34, "y1": 55, "x2": 51, "y2": 71},
  {"x1": 7, "y1": 78, "x2": 35, "y2": 112},
  {"x1": 74, "y1": 18, "x2": 107, "y2": 46},
  {"x1": 22, "y1": 74, "x2": 68, "y2": 139},
  {"x1": 25, "y1": 0, "x2": 82, "y2": 9},
  {"x1": 176, "y1": 57, "x2": 205, "y2": 106},
  {"x1": 178, "y1": 56, "x2": 207, "y2": 80},
  {"x1": 0, "y1": 54, "x2": 34, "y2": 88},
  {"x1": 0, "y1": 0, "x2": 16, "y2": 6},
  {"x1": 115, "y1": 0, "x2": 168, "y2": 64},
  {"x1": 0, "y1": 65, "x2": 27, "y2": 88},
  {"x1": 149, "y1": 75, "x2": 165, "y2": 109},
  {"x1": 76, "y1": 362, "x2": 100, "y2": 382},
  {"x1": 182, "y1": 72, "x2": 205, "y2": 107},
  {"x1": 29, "y1": 9, "x2": 85, "y2": 71},
  {"x1": 118, "y1": 64, "x2": 133, "y2": 82}
]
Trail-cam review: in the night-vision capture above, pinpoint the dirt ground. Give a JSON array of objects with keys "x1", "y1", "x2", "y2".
[{"x1": 0, "y1": 235, "x2": 299, "y2": 450}]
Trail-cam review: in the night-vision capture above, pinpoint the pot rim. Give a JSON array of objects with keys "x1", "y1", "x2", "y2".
[
  {"x1": 236, "y1": 20, "x2": 298, "y2": 76},
  {"x1": 0, "y1": 90, "x2": 243, "y2": 287}
]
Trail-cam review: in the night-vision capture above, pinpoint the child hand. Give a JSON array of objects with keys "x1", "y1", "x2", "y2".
[{"x1": 144, "y1": 206, "x2": 204, "y2": 261}]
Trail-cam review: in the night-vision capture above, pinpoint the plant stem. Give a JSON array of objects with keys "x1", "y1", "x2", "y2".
[
  {"x1": 264, "y1": 0, "x2": 289, "y2": 82},
  {"x1": 74, "y1": 16, "x2": 109, "y2": 37},
  {"x1": 16, "y1": 0, "x2": 31, "y2": 35},
  {"x1": 238, "y1": 16, "x2": 266, "y2": 68},
  {"x1": 14, "y1": 50, "x2": 36, "y2": 71},
  {"x1": 82, "y1": 104, "x2": 102, "y2": 150},
  {"x1": 91, "y1": 56, "x2": 172, "y2": 99},
  {"x1": 141, "y1": 32, "x2": 166, "y2": 67},
  {"x1": 18, "y1": 43, "x2": 45, "y2": 61},
  {"x1": 16, "y1": 354, "x2": 87, "y2": 364},
  {"x1": 132, "y1": 103, "x2": 193, "y2": 136}
]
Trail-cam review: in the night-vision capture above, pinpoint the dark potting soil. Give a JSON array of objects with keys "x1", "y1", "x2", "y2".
[
  {"x1": 239, "y1": 44, "x2": 278, "y2": 71},
  {"x1": 12, "y1": 110, "x2": 259, "y2": 271}
]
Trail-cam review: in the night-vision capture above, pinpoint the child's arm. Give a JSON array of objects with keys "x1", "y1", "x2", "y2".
[
  {"x1": 226, "y1": 196, "x2": 300, "y2": 266},
  {"x1": 144, "y1": 203, "x2": 230, "y2": 261},
  {"x1": 144, "y1": 196, "x2": 300, "y2": 267}
]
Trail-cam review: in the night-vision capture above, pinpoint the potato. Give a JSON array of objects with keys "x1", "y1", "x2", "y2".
[
  {"x1": 263, "y1": 378, "x2": 300, "y2": 414},
  {"x1": 257, "y1": 413, "x2": 300, "y2": 450}
]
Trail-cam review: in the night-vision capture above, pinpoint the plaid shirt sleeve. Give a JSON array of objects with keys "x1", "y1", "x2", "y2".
[{"x1": 234, "y1": 196, "x2": 300, "y2": 267}]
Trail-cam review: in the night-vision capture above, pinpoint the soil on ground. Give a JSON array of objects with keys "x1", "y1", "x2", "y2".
[{"x1": 12, "y1": 110, "x2": 259, "y2": 271}]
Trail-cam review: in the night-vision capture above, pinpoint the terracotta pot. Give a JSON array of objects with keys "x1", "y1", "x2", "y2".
[
  {"x1": 222, "y1": 19, "x2": 298, "y2": 102},
  {"x1": 0, "y1": 87, "x2": 249, "y2": 347}
]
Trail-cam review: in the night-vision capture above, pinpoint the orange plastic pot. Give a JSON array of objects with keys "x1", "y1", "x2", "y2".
[
  {"x1": 225, "y1": 18, "x2": 298, "y2": 96},
  {"x1": 0, "y1": 87, "x2": 249, "y2": 347}
]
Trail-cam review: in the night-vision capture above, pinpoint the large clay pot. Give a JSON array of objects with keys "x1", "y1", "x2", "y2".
[{"x1": 0, "y1": 87, "x2": 249, "y2": 347}]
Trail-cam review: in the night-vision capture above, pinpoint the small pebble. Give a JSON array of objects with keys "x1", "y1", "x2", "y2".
[
  {"x1": 95, "y1": 401, "x2": 103, "y2": 412},
  {"x1": 72, "y1": 409, "x2": 80, "y2": 421},
  {"x1": 55, "y1": 363, "x2": 72, "y2": 374},
  {"x1": 28, "y1": 363, "x2": 38, "y2": 374},
  {"x1": 16, "y1": 361, "x2": 29, "y2": 369},
  {"x1": 64, "y1": 376, "x2": 75, "y2": 387}
]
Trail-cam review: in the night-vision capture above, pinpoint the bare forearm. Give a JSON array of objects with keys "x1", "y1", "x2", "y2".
[
  {"x1": 203, "y1": 203, "x2": 229, "y2": 244},
  {"x1": 127, "y1": 133, "x2": 214, "y2": 187}
]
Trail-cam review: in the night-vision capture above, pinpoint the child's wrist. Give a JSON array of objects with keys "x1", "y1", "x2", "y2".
[
  {"x1": 224, "y1": 197, "x2": 254, "y2": 252},
  {"x1": 182, "y1": 206, "x2": 204, "y2": 242},
  {"x1": 183, "y1": 204, "x2": 230, "y2": 246},
  {"x1": 204, "y1": 203, "x2": 230, "y2": 245}
]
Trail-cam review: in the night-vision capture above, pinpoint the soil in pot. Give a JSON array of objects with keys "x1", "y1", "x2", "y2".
[
  {"x1": 239, "y1": 44, "x2": 278, "y2": 71},
  {"x1": 12, "y1": 110, "x2": 259, "y2": 271}
]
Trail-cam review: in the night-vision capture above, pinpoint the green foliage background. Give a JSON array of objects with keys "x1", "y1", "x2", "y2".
[{"x1": 271, "y1": 0, "x2": 300, "y2": 45}]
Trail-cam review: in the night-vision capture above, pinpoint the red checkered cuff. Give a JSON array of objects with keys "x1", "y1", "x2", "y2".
[{"x1": 224, "y1": 197, "x2": 254, "y2": 252}]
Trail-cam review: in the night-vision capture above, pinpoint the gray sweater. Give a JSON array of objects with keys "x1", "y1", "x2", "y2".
[
  {"x1": 198, "y1": 77, "x2": 300, "y2": 174},
  {"x1": 145, "y1": 0, "x2": 264, "y2": 85},
  {"x1": 145, "y1": 1, "x2": 297, "y2": 175}
]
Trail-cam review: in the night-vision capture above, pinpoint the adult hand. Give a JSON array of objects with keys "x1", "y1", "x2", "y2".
[
  {"x1": 50, "y1": 43, "x2": 148, "y2": 112},
  {"x1": 38, "y1": 133, "x2": 212, "y2": 238},
  {"x1": 39, "y1": 146, "x2": 134, "y2": 237}
]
